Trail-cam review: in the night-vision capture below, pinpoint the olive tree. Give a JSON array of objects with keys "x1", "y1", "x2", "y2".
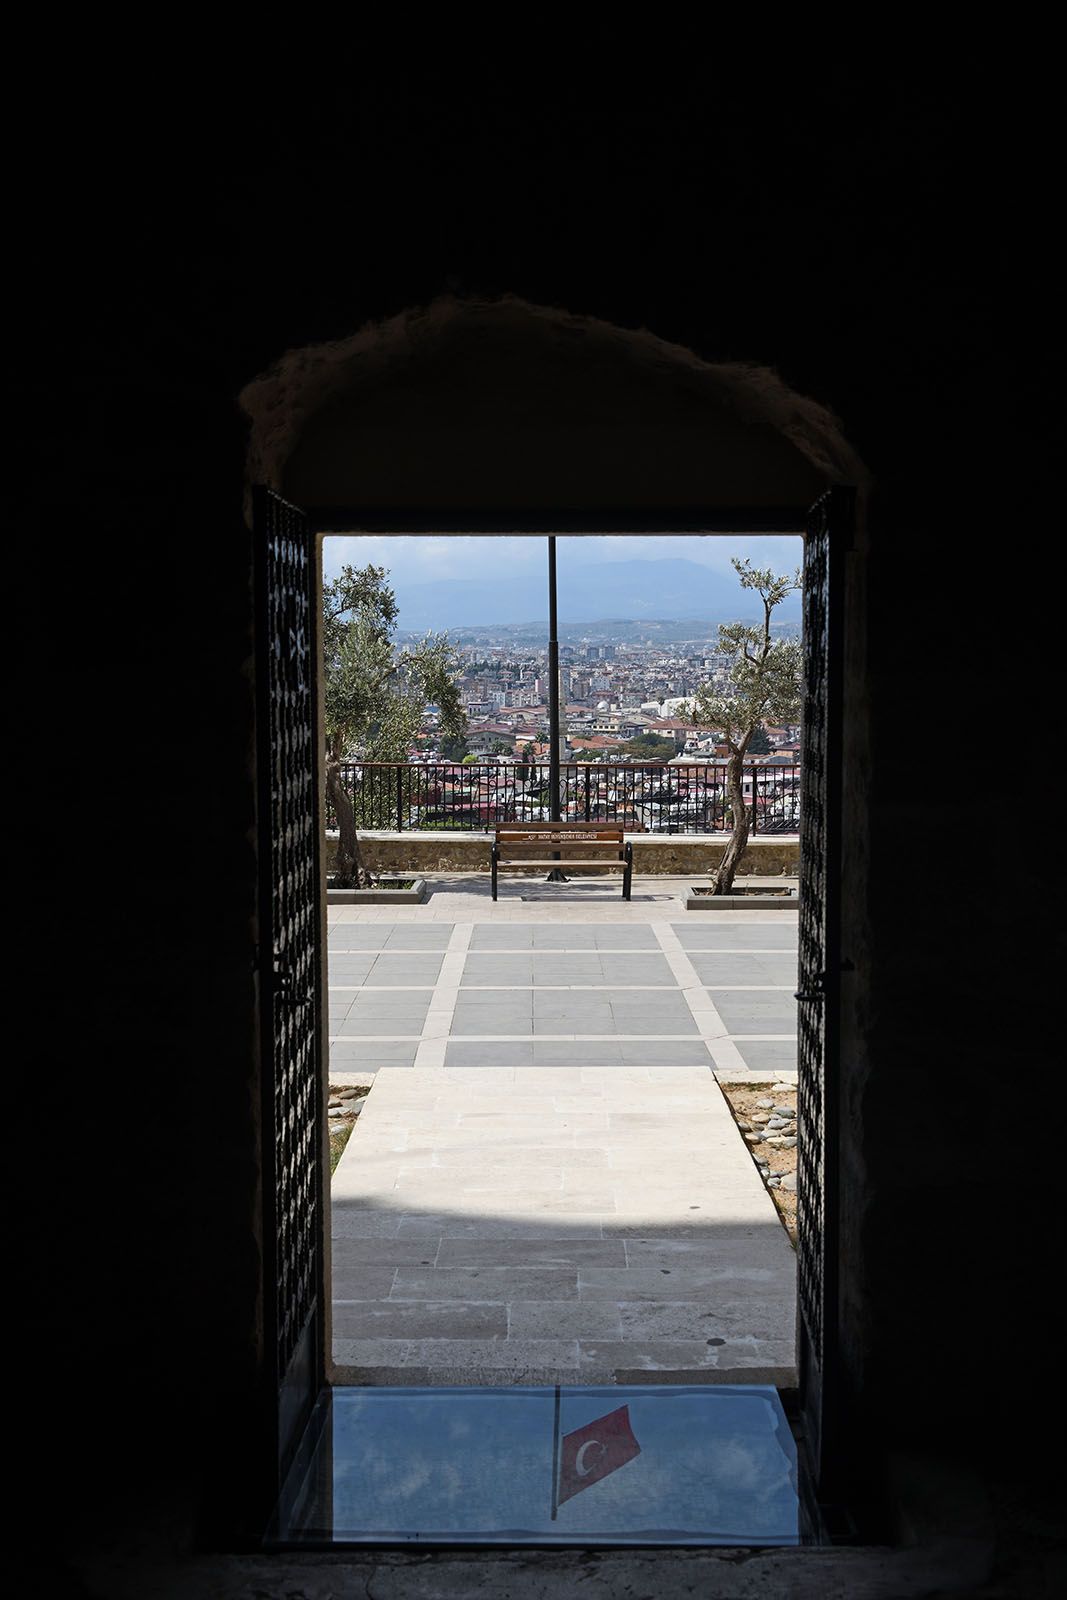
[
  {"x1": 685, "y1": 558, "x2": 802, "y2": 893},
  {"x1": 323, "y1": 564, "x2": 466, "y2": 887}
]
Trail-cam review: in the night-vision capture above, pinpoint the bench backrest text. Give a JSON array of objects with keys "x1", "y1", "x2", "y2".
[{"x1": 495, "y1": 827, "x2": 624, "y2": 843}]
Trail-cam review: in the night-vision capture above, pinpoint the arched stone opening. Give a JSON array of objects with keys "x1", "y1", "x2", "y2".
[
  {"x1": 241, "y1": 295, "x2": 870, "y2": 1526},
  {"x1": 240, "y1": 295, "x2": 869, "y2": 516}
]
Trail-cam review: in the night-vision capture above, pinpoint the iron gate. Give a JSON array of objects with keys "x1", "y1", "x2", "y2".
[
  {"x1": 796, "y1": 485, "x2": 851, "y2": 1494},
  {"x1": 254, "y1": 486, "x2": 326, "y2": 1485},
  {"x1": 250, "y1": 483, "x2": 849, "y2": 1514}
]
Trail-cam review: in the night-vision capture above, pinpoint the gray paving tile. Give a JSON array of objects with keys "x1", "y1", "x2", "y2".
[
  {"x1": 330, "y1": 1239, "x2": 444, "y2": 1269},
  {"x1": 610, "y1": 1009, "x2": 697, "y2": 1036},
  {"x1": 328, "y1": 955, "x2": 377, "y2": 982},
  {"x1": 531, "y1": 1013, "x2": 614, "y2": 1035},
  {"x1": 623, "y1": 1232, "x2": 794, "y2": 1268},
  {"x1": 345, "y1": 986, "x2": 434, "y2": 1005},
  {"x1": 601, "y1": 1222, "x2": 785, "y2": 1240},
  {"x1": 576, "y1": 1339, "x2": 730, "y2": 1372},
  {"x1": 436, "y1": 1238, "x2": 627, "y2": 1270},
  {"x1": 331, "y1": 1034, "x2": 424, "y2": 1048},
  {"x1": 330, "y1": 1209, "x2": 404, "y2": 1240},
  {"x1": 532, "y1": 959, "x2": 601, "y2": 983},
  {"x1": 381, "y1": 927, "x2": 454, "y2": 950},
  {"x1": 532, "y1": 1041, "x2": 626, "y2": 1065},
  {"x1": 328, "y1": 927, "x2": 391, "y2": 950},
  {"x1": 589, "y1": 928, "x2": 661, "y2": 950},
  {"x1": 508, "y1": 1301, "x2": 625, "y2": 1338},
  {"x1": 710, "y1": 993, "x2": 797, "y2": 1032},
  {"x1": 320, "y1": 1267, "x2": 399, "y2": 1302},
  {"x1": 618, "y1": 1040, "x2": 713, "y2": 1065},
  {"x1": 530, "y1": 989, "x2": 615, "y2": 1008},
  {"x1": 635, "y1": 1298, "x2": 795, "y2": 1337},
  {"x1": 460, "y1": 954, "x2": 535, "y2": 985},
  {"x1": 443, "y1": 1041, "x2": 536, "y2": 1067},
  {"x1": 329, "y1": 925, "x2": 454, "y2": 952},
  {"x1": 335, "y1": 1339, "x2": 581, "y2": 1373},
  {"x1": 611, "y1": 1046, "x2": 700, "y2": 1068},
  {"x1": 395, "y1": 1212, "x2": 607, "y2": 1240},
  {"x1": 529, "y1": 927, "x2": 601, "y2": 949},
  {"x1": 688, "y1": 952, "x2": 798, "y2": 986},
  {"x1": 344, "y1": 998, "x2": 432, "y2": 1020},
  {"x1": 468, "y1": 926, "x2": 536, "y2": 950},
  {"x1": 450, "y1": 1009, "x2": 534, "y2": 1035},
  {"x1": 733, "y1": 1039, "x2": 798, "y2": 1074},
  {"x1": 614, "y1": 1301, "x2": 764, "y2": 1340},
  {"x1": 610, "y1": 991, "x2": 694, "y2": 1012},
  {"x1": 327, "y1": 1041, "x2": 420, "y2": 1066},
  {"x1": 670, "y1": 923, "x2": 798, "y2": 951},
  {"x1": 333, "y1": 1302, "x2": 509, "y2": 1340},
  {"x1": 392, "y1": 1266, "x2": 580, "y2": 1301},
  {"x1": 531, "y1": 992, "x2": 614, "y2": 1017},
  {"x1": 333, "y1": 1029, "x2": 425, "y2": 1044},
  {"x1": 365, "y1": 954, "x2": 446, "y2": 985},
  {"x1": 453, "y1": 986, "x2": 534, "y2": 1006},
  {"x1": 599, "y1": 954, "x2": 675, "y2": 984},
  {"x1": 579, "y1": 1266, "x2": 795, "y2": 1300}
]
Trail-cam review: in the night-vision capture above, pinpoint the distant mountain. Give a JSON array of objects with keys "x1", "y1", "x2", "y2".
[{"x1": 392, "y1": 558, "x2": 802, "y2": 632}]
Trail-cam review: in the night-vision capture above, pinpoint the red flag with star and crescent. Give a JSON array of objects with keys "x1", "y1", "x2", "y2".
[{"x1": 556, "y1": 1404, "x2": 641, "y2": 1506}]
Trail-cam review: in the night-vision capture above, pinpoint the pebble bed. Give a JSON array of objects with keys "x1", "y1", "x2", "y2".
[
  {"x1": 329, "y1": 1085, "x2": 369, "y2": 1119},
  {"x1": 719, "y1": 1082, "x2": 798, "y2": 1245},
  {"x1": 328, "y1": 1084, "x2": 369, "y2": 1170}
]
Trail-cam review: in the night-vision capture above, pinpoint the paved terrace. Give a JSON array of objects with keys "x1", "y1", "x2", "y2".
[{"x1": 328, "y1": 874, "x2": 798, "y2": 1387}]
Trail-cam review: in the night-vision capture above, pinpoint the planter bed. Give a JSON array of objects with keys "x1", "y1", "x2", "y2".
[
  {"x1": 327, "y1": 877, "x2": 426, "y2": 905},
  {"x1": 685, "y1": 878, "x2": 798, "y2": 910}
]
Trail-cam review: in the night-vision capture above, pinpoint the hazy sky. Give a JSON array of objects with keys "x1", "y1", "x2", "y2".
[{"x1": 322, "y1": 533, "x2": 804, "y2": 589}]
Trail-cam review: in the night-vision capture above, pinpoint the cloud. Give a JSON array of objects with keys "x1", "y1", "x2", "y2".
[{"x1": 324, "y1": 534, "x2": 803, "y2": 589}]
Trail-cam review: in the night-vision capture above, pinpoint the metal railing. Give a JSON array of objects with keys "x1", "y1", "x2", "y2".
[{"x1": 326, "y1": 761, "x2": 801, "y2": 834}]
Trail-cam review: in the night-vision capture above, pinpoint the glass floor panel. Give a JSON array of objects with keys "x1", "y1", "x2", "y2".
[{"x1": 268, "y1": 1385, "x2": 807, "y2": 1546}]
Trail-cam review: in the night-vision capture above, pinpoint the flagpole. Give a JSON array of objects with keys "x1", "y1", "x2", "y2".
[
  {"x1": 550, "y1": 1384, "x2": 561, "y2": 1521},
  {"x1": 546, "y1": 536, "x2": 567, "y2": 882}
]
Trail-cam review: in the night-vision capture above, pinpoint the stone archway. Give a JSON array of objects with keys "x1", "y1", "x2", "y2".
[
  {"x1": 241, "y1": 296, "x2": 870, "y2": 1511},
  {"x1": 241, "y1": 295, "x2": 867, "y2": 517}
]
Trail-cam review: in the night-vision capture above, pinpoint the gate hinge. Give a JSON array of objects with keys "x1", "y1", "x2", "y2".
[{"x1": 795, "y1": 958, "x2": 854, "y2": 1001}]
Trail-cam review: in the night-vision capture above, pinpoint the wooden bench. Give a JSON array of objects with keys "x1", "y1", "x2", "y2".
[{"x1": 491, "y1": 822, "x2": 634, "y2": 900}]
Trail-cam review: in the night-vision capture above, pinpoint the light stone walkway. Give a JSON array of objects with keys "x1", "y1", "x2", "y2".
[{"x1": 328, "y1": 874, "x2": 798, "y2": 1386}]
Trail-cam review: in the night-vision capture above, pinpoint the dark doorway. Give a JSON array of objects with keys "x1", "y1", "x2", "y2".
[{"x1": 254, "y1": 489, "x2": 852, "y2": 1535}]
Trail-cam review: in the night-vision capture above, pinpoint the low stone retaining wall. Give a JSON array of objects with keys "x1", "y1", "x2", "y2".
[{"x1": 326, "y1": 831, "x2": 799, "y2": 877}]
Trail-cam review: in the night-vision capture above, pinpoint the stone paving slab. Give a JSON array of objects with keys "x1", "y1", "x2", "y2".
[
  {"x1": 468, "y1": 925, "x2": 661, "y2": 949},
  {"x1": 687, "y1": 951, "x2": 798, "y2": 986},
  {"x1": 329, "y1": 925, "x2": 455, "y2": 950},
  {"x1": 459, "y1": 952, "x2": 677, "y2": 985},
  {"x1": 671, "y1": 922, "x2": 799, "y2": 949},
  {"x1": 331, "y1": 1065, "x2": 796, "y2": 1385},
  {"x1": 707, "y1": 992, "x2": 798, "y2": 1032},
  {"x1": 328, "y1": 892, "x2": 799, "y2": 1383}
]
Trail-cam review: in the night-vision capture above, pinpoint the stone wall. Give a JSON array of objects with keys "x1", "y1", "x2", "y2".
[
  {"x1": 20, "y1": 64, "x2": 1059, "y2": 1598},
  {"x1": 326, "y1": 831, "x2": 799, "y2": 876}
]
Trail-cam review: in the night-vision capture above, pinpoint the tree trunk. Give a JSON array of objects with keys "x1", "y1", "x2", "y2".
[
  {"x1": 710, "y1": 751, "x2": 750, "y2": 893},
  {"x1": 326, "y1": 760, "x2": 371, "y2": 889}
]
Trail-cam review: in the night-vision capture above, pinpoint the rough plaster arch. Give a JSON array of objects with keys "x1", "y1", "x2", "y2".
[
  {"x1": 240, "y1": 297, "x2": 869, "y2": 518},
  {"x1": 242, "y1": 296, "x2": 870, "y2": 1536}
]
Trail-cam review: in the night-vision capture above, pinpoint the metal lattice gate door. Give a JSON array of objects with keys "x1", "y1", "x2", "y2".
[
  {"x1": 796, "y1": 485, "x2": 851, "y2": 1496},
  {"x1": 254, "y1": 486, "x2": 325, "y2": 1485}
]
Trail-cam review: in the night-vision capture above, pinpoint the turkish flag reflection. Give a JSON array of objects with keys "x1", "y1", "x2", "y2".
[{"x1": 557, "y1": 1404, "x2": 641, "y2": 1506}]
